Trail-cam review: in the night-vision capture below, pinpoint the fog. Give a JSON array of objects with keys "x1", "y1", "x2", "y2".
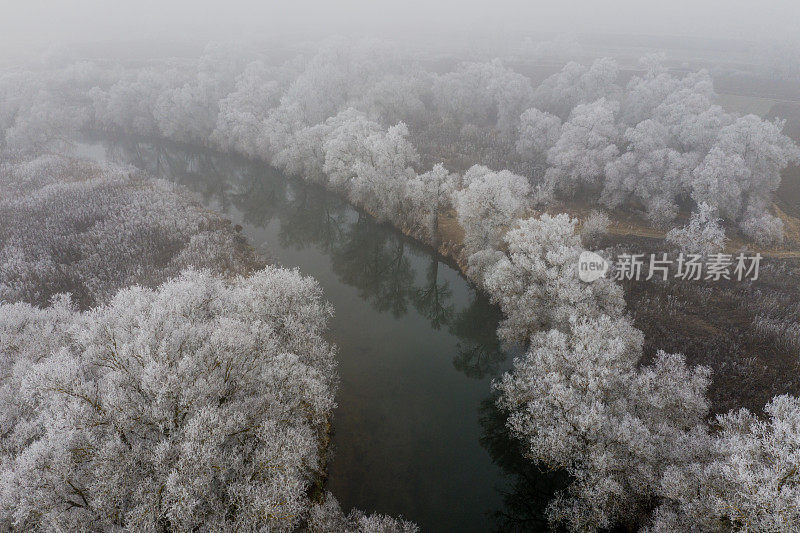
[
  {"x1": 5, "y1": 0, "x2": 800, "y2": 529},
  {"x1": 2, "y1": 0, "x2": 799, "y2": 55}
]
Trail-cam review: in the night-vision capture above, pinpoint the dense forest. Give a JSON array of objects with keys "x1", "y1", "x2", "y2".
[{"x1": 2, "y1": 32, "x2": 800, "y2": 532}]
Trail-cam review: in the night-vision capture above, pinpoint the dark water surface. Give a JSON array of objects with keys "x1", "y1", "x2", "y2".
[{"x1": 76, "y1": 138, "x2": 559, "y2": 532}]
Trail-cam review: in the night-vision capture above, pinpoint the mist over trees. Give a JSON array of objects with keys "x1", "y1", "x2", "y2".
[
  {"x1": 2, "y1": 39, "x2": 798, "y2": 243},
  {"x1": 0, "y1": 149, "x2": 414, "y2": 530},
  {"x1": 1, "y1": 34, "x2": 800, "y2": 532}
]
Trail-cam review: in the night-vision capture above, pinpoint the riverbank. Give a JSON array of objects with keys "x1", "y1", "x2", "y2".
[
  {"x1": 77, "y1": 131, "x2": 800, "y2": 418},
  {"x1": 0, "y1": 151, "x2": 349, "y2": 530},
  {"x1": 73, "y1": 135, "x2": 531, "y2": 531}
]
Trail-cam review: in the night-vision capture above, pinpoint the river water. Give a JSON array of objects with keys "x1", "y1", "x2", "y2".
[{"x1": 76, "y1": 137, "x2": 559, "y2": 532}]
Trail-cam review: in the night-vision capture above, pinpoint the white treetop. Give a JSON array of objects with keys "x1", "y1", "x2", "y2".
[{"x1": 0, "y1": 268, "x2": 338, "y2": 531}]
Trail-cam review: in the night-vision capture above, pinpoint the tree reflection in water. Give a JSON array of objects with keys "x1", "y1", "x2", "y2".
[
  {"x1": 100, "y1": 136, "x2": 506, "y2": 359},
  {"x1": 413, "y1": 258, "x2": 455, "y2": 330},
  {"x1": 480, "y1": 397, "x2": 569, "y2": 532},
  {"x1": 450, "y1": 293, "x2": 507, "y2": 379},
  {"x1": 88, "y1": 136, "x2": 560, "y2": 532},
  {"x1": 277, "y1": 182, "x2": 348, "y2": 252}
]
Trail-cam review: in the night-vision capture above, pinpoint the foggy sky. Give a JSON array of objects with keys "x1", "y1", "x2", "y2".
[{"x1": 2, "y1": 0, "x2": 799, "y2": 53}]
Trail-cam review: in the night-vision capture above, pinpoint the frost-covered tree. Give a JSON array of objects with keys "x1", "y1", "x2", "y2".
[
  {"x1": 211, "y1": 61, "x2": 283, "y2": 158},
  {"x1": 322, "y1": 108, "x2": 384, "y2": 189},
  {"x1": 0, "y1": 268, "x2": 338, "y2": 532},
  {"x1": 602, "y1": 119, "x2": 700, "y2": 224},
  {"x1": 406, "y1": 163, "x2": 459, "y2": 243},
  {"x1": 260, "y1": 101, "x2": 307, "y2": 159},
  {"x1": 740, "y1": 207, "x2": 786, "y2": 245},
  {"x1": 0, "y1": 294, "x2": 77, "y2": 470},
  {"x1": 349, "y1": 122, "x2": 419, "y2": 221},
  {"x1": 485, "y1": 62, "x2": 536, "y2": 136},
  {"x1": 432, "y1": 62, "x2": 498, "y2": 129},
  {"x1": 92, "y1": 69, "x2": 178, "y2": 137},
  {"x1": 152, "y1": 46, "x2": 252, "y2": 146},
  {"x1": 357, "y1": 73, "x2": 429, "y2": 127},
  {"x1": 639, "y1": 68, "x2": 731, "y2": 155},
  {"x1": 692, "y1": 115, "x2": 800, "y2": 220},
  {"x1": 544, "y1": 98, "x2": 620, "y2": 197},
  {"x1": 621, "y1": 64, "x2": 715, "y2": 128},
  {"x1": 277, "y1": 39, "x2": 393, "y2": 127},
  {"x1": 532, "y1": 58, "x2": 620, "y2": 118},
  {"x1": 0, "y1": 154, "x2": 260, "y2": 308},
  {"x1": 516, "y1": 107, "x2": 562, "y2": 164},
  {"x1": 433, "y1": 60, "x2": 534, "y2": 135},
  {"x1": 482, "y1": 214, "x2": 624, "y2": 343},
  {"x1": 274, "y1": 121, "x2": 334, "y2": 183},
  {"x1": 496, "y1": 315, "x2": 712, "y2": 531},
  {"x1": 3, "y1": 88, "x2": 89, "y2": 153},
  {"x1": 453, "y1": 165, "x2": 530, "y2": 259},
  {"x1": 308, "y1": 493, "x2": 419, "y2": 533},
  {"x1": 579, "y1": 209, "x2": 610, "y2": 246},
  {"x1": 0, "y1": 61, "x2": 105, "y2": 153},
  {"x1": 652, "y1": 394, "x2": 800, "y2": 532},
  {"x1": 666, "y1": 202, "x2": 727, "y2": 255},
  {"x1": 154, "y1": 74, "x2": 224, "y2": 145},
  {"x1": 690, "y1": 147, "x2": 750, "y2": 221}
]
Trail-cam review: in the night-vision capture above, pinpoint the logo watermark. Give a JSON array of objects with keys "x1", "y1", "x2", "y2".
[
  {"x1": 578, "y1": 252, "x2": 761, "y2": 283},
  {"x1": 578, "y1": 251, "x2": 610, "y2": 282}
]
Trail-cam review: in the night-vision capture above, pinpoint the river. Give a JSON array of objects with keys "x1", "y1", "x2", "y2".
[{"x1": 76, "y1": 137, "x2": 560, "y2": 532}]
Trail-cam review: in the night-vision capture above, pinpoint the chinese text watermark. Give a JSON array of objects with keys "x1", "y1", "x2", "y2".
[{"x1": 578, "y1": 252, "x2": 761, "y2": 283}]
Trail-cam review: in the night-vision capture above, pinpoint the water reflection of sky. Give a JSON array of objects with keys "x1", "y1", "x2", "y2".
[{"x1": 76, "y1": 136, "x2": 563, "y2": 532}]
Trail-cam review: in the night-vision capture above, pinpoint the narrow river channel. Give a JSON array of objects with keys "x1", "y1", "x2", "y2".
[{"x1": 76, "y1": 136, "x2": 559, "y2": 532}]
